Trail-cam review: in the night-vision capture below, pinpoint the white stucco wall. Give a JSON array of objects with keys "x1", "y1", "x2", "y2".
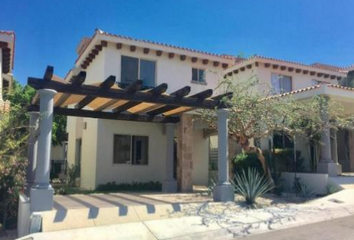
[
  {"x1": 101, "y1": 42, "x2": 224, "y2": 95},
  {"x1": 95, "y1": 119, "x2": 167, "y2": 186},
  {"x1": 192, "y1": 129, "x2": 209, "y2": 186},
  {"x1": 80, "y1": 118, "x2": 99, "y2": 189},
  {"x1": 255, "y1": 63, "x2": 338, "y2": 90},
  {"x1": 67, "y1": 40, "x2": 229, "y2": 189}
]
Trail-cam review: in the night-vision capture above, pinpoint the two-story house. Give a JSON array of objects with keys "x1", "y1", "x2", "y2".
[
  {"x1": 64, "y1": 30, "x2": 353, "y2": 193},
  {"x1": 65, "y1": 29, "x2": 235, "y2": 190},
  {"x1": 0, "y1": 30, "x2": 15, "y2": 113},
  {"x1": 225, "y1": 56, "x2": 354, "y2": 182}
]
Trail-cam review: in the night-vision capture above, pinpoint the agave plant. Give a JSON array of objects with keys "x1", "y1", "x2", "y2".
[{"x1": 233, "y1": 168, "x2": 274, "y2": 205}]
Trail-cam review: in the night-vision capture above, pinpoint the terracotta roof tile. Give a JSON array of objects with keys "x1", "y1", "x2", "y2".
[
  {"x1": 269, "y1": 84, "x2": 354, "y2": 99},
  {"x1": 96, "y1": 29, "x2": 235, "y2": 60},
  {"x1": 310, "y1": 63, "x2": 343, "y2": 72},
  {"x1": 228, "y1": 55, "x2": 346, "y2": 74}
]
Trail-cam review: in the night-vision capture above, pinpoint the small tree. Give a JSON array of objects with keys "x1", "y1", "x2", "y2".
[{"x1": 201, "y1": 76, "x2": 354, "y2": 180}]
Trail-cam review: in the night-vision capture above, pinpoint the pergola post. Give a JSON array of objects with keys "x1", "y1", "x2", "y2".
[
  {"x1": 30, "y1": 89, "x2": 56, "y2": 212},
  {"x1": 317, "y1": 97, "x2": 339, "y2": 176},
  {"x1": 162, "y1": 123, "x2": 177, "y2": 192},
  {"x1": 26, "y1": 112, "x2": 40, "y2": 194},
  {"x1": 331, "y1": 128, "x2": 342, "y2": 175},
  {"x1": 213, "y1": 108, "x2": 234, "y2": 202}
]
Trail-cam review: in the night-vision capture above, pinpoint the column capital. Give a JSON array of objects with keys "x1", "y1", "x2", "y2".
[
  {"x1": 38, "y1": 89, "x2": 57, "y2": 97},
  {"x1": 28, "y1": 111, "x2": 40, "y2": 117},
  {"x1": 217, "y1": 108, "x2": 229, "y2": 116}
]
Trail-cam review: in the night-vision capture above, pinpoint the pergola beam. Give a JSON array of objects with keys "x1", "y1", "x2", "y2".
[
  {"x1": 69, "y1": 71, "x2": 87, "y2": 85},
  {"x1": 28, "y1": 78, "x2": 226, "y2": 109},
  {"x1": 28, "y1": 105, "x2": 179, "y2": 123},
  {"x1": 43, "y1": 66, "x2": 54, "y2": 81},
  {"x1": 113, "y1": 83, "x2": 168, "y2": 113},
  {"x1": 75, "y1": 75, "x2": 116, "y2": 109}
]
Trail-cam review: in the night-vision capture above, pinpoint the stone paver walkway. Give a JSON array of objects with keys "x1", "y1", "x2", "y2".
[{"x1": 18, "y1": 190, "x2": 354, "y2": 240}]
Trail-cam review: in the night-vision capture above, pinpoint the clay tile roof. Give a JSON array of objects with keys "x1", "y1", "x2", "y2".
[
  {"x1": 310, "y1": 63, "x2": 343, "y2": 72},
  {"x1": 228, "y1": 55, "x2": 346, "y2": 74},
  {"x1": 96, "y1": 29, "x2": 235, "y2": 60},
  {"x1": 269, "y1": 84, "x2": 354, "y2": 99}
]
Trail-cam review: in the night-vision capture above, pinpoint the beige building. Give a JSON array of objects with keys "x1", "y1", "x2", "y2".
[
  {"x1": 65, "y1": 29, "x2": 235, "y2": 190},
  {"x1": 65, "y1": 30, "x2": 354, "y2": 191},
  {"x1": 0, "y1": 30, "x2": 15, "y2": 113},
  {"x1": 225, "y1": 56, "x2": 354, "y2": 180}
]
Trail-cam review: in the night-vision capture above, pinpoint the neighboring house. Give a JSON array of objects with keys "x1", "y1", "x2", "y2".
[
  {"x1": 0, "y1": 30, "x2": 15, "y2": 112},
  {"x1": 225, "y1": 56, "x2": 354, "y2": 178},
  {"x1": 64, "y1": 29, "x2": 353, "y2": 191},
  {"x1": 65, "y1": 29, "x2": 235, "y2": 190}
]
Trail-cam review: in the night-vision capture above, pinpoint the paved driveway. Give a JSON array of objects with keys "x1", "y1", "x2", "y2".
[{"x1": 243, "y1": 215, "x2": 354, "y2": 240}]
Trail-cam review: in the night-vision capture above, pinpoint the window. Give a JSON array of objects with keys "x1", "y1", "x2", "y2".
[
  {"x1": 113, "y1": 134, "x2": 149, "y2": 165},
  {"x1": 121, "y1": 56, "x2": 156, "y2": 87},
  {"x1": 192, "y1": 68, "x2": 206, "y2": 83},
  {"x1": 271, "y1": 73, "x2": 292, "y2": 94}
]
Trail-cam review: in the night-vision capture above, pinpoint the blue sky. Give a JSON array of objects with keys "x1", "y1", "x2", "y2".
[{"x1": 1, "y1": 0, "x2": 353, "y2": 85}]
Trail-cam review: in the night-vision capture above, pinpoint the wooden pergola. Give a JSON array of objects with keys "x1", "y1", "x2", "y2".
[
  {"x1": 28, "y1": 66, "x2": 232, "y2": 123},
  {"x1": 27, "y1": 66, "x2": 235, "y2": 213}
]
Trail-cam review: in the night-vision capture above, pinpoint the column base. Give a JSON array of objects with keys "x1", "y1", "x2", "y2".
[
  {"x1": 213, "y1": 183, "x2": 234, "y2": 202},
  {"x1": 317, "y1": 162, "x2": 342, "y2": 177},
  {"x1": 162, "y1": 180, "x2": 178, "y2": 193},
  {"x1": 30, "y1": 187, "x2": 54, "y2": 212}
]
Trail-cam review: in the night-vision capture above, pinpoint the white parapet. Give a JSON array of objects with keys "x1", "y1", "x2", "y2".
[
  {"x1": 281, "y1": 172, "x2": 329, "y2": 195},
  {"x1": 17, "y1": 193, "x2": 31, "y2": 238}
]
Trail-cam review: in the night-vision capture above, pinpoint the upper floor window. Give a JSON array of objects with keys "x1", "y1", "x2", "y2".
[
  {"x1": 113, "y1": 134, "x2": 149, "y2": 165},
  {"x1": 271, "y1": 73, "x2": 292, "y2": 94},
  {"x1": 121, "y1": 56, "x2": 156, "y2": 87},
  {"x1": 192, "y1": 68, "x2": 206, "y2": 83}
]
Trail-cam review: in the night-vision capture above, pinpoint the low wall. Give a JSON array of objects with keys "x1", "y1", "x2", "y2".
[
  {"x1": 17, "y1": 193, "x2": 31, "y2": 238},
  {"x1": 281, "y1": 172, "x2": 328, "y2": 195}
]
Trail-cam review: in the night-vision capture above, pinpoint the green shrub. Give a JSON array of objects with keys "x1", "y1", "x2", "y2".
[
  {"x1": 96, "y1": 181, "x2": 162, "y2": 192},
  {"x1": 273, "y1": 149, "x2": 305, "y2": 173},
  {"x1": 233, "y1": 152, "x2": 264, "y2": 176},
  {"x1": 233, "y1": 168, "x2": 273, "y2": 205},
  {"x1": 0, "y1": 157, "x2": 27, "y2": 229},
  {"x1": 66, "y1": 164, "x2": 80, "y2": 187},
  {"x1": 326, "y1": 183, "x2": 341, "y2": 195}
]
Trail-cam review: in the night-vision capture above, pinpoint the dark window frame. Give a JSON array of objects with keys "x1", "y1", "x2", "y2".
[
  {"x1": 192, "y1": 68, "x2": 206, "y2": 83},
  {"x1": 271, "y1": 73, "x2": 292, "y2": 94},
  {"x1": 121, "y1": 55, "x2": 156, "y2": 87},
  {"x1": 113, "y1": 134, "x2": 149, "y2": 165}
]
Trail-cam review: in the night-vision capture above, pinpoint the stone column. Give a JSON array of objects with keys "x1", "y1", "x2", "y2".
[
  {"x1": 177, "y1": 114, "x2": 194, "y2": 192},
  {"x1": 331, "y1": 128, "x2": 342, "y2": 175},
  {"x1": 30, "y1": 89, "x2": 56, "y2": 212},
  {"x1": 26, "y1": 112, "x2": 40, "y2": 193},
  {"x1": 213, "y1": 109, "x2": 234, "y2": 202},
  {"x1": 162, "y1": 123, "x2": 177, "y2": 192},
  {"x1": 317, "y1": 98, "x2": 338, "y2": 176}
]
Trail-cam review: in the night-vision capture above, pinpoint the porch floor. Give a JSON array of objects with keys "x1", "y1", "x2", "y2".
[
  {"x1": 330, "y1": 174, "x2": 354, "y2": 189},
  {"x1": 41, "y1": 191, "x2": 212, "y2": 233}
]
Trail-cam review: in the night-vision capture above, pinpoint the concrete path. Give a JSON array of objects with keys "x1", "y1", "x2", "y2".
[
  {"x1": 18, "y1": 190, "x2": 354, "y2": 240},
  {"x1": 243, "y1": 215, "x2": 354, "y2": 240}
]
